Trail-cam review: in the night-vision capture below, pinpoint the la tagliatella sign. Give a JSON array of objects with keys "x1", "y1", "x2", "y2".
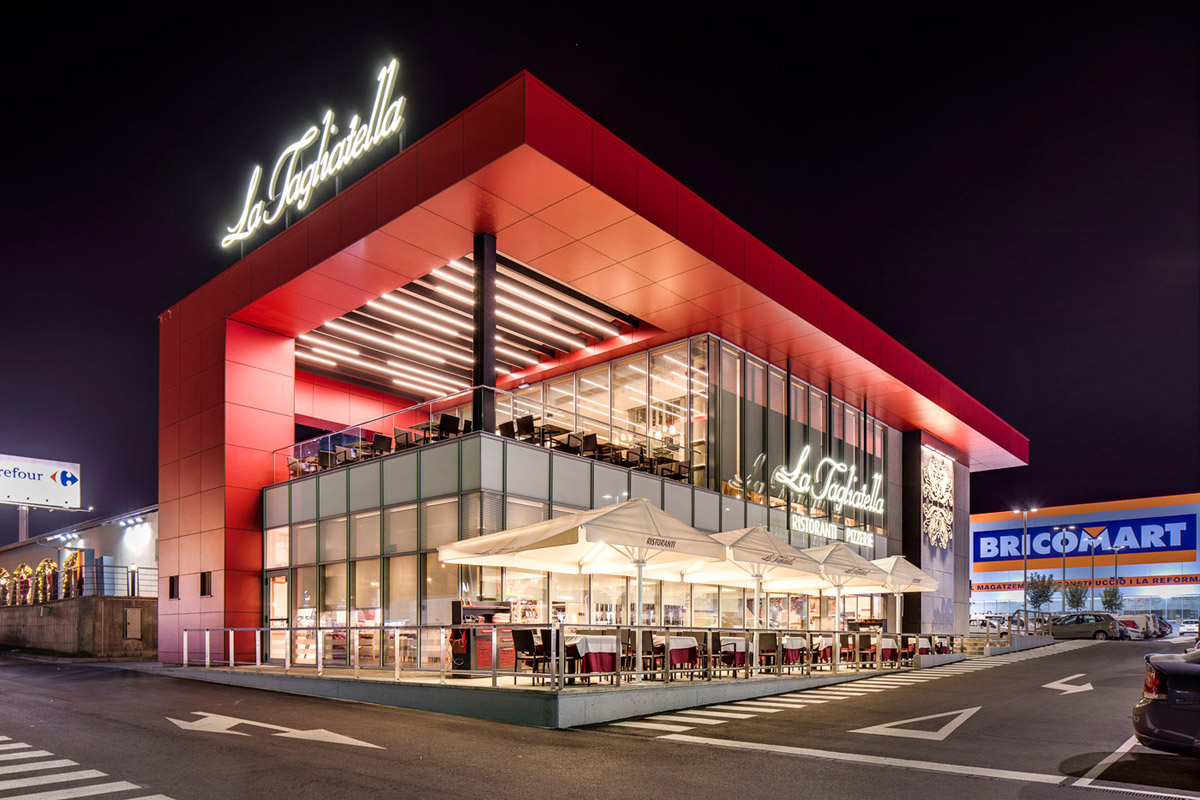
[
  {"x1": 222, "y1": 59, "x2": 408, "y2": 249},
  {"x1": 771, "y1": 445, "x2": 885, "y2": 515}
]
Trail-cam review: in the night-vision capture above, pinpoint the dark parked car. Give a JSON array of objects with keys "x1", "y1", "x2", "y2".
[
  {"x1": 1132, "y1": 649, "x2": 1200, "y2": 756},
  {"x1": 1051, "y1": 612, "x2": 1120, "y2": 640}
]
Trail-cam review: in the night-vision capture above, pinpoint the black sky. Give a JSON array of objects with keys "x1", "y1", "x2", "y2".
[{"x1": 1, "y1": 3, "x2": 1196, "y2": 543}]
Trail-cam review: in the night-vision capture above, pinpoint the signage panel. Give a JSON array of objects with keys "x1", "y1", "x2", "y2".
[
  {"x1": 0, "y1": 454, "x2": 81, "y2": 508},
  {"x1": 973, "y1": 573, "x2": 1200, "y2": 592},
  {"x1": 972, "y1": 513, "x2": 1197, "y2": 572}
]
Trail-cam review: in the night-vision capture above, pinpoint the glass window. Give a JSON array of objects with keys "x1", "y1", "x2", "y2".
[
  {"x1": 720, "y1": 586, "x2": 744, "y2": 628},
  {"x1": 612, "y1": 353, "x2": 648, "y2": 453},
  {"x1": 265, "y1": 526, "x2": 289, "y2": 569},
  {"x1": 421, "y1": 554, "x2": 457, "y2": 625},
  {"x1": 514, "y1": 383, "x2": 542, "y2": 424},
  {"x1": 352, "y1": 559, "x2": 381, "y2": 626},
  {"x1": 545, "y1": 376, "x2": 576, "y2": 435},
  {"x1": 386, "y1": 555, "x2": 418, "y2": 625},
  {"x1": 718, "y1": 346, "x2": 742, "y2": 497},
  {"x1": 350, "y1": 511, "x2": 381, "y2": 559},
  {"x1": 466, "y1": 566, "x2": 502, "y2": 603},
  {"x1": 506, "y1": 497, "x2": 547, "y2": 529},
  {"x1": 320, "y1": 562, "x2": 347, "y2": 627},
  {"x1": 693, "y1": 584, "x2": 718, "y2": 627},
  {"x1": 291, "y1": 522, "x2": 317, "y2": 565},
  {"x1": 662, "y1": 581, "x2": 689, "y2": 627},
  {"x1": 649, "y1": 344, "x2": 689, "y2": 465},
  {"x1": 293, "y1": 566, "x2": 318, "y2": 630},
  {"x1": 420, "y1": 498, "x2": 459, "y2": 550},
  {"x1": 383, "y1": 504, "x2": 417, "y2": 554},
  {"x1": 631, "y1": 580, "x2": 660, "y2": 625},
  {"x1": 767, "y1": 594, "x2": 789, "y2": 629},
  {"x1": 576, "y1": 365, "x2": 611, "y2": 442},
  {"x1": 591, "y1": 575, "x2": 626, "y2": 625},
  {"x1": 766, "y1": 369, "x2": 786, "y2": 507},
  {"x1": 505, "y1": 568, "x2": 547, "y2": 624},
  {"x1": 689, "y1": 337, "x2": 710, "y2": 489},
  {"x1": 744, "y1": 359, "x2": 766, "y2": 504},
  {"x1": 551, "y1": 573, "x2": 588, "y2": 626},
  {"x1": 319, "y1": 517, "x2": 347, "y2": 562}
]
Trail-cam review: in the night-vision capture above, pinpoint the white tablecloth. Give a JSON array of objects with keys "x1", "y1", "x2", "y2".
[
  {"x1": 721, "y1": 638, "x2": 747, "y2": 653},
  {"x1": 782, "y1": 636, "x2": 809, "y2": 650},
  {"x1": 653, "y1": 635, "x2": 698, "y2": 652},
  {"x1": 567, "y1": 634, "x2": 618, "y2": 656}
]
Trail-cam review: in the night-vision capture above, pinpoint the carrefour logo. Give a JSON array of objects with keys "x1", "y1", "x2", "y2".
[
  {"x1": 51, "y1": 470, "x2": 78, "y2": 487},
  {"x1": 972, "y1": 513, "x2": 1196, "y2": 572}
]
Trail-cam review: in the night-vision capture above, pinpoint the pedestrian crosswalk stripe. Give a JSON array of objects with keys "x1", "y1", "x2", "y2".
[
  {"x1": 611, "y1": 721, "x2": 693, "y2": 732},
  {"x1": 731, "y1": 701, "x2": 800, "y2": 709},
  {"x1": 707, "y1": 704, "x2": 782, "y2": 713},
  {"x1": 676, "y1": 710, "x2": 754, "y2": 719},
  {"x1": 0, "y1": 762, "x2": 79, "y2": 777},
  {"x1": 0, "y1": 770, "x2": 107, "y2": 792},
  {"x1": 647, "y1": 715, "x2": 727, "y2": 725},
  {"x1": 0, "y1": 744, "x2": 32, "y2": 751},
  {"x1": 0, "y1": 752, "x2": 53, "y2": 762},
  {"x1": 3, "y1": 782, "x2": 141, "y2": 800}
]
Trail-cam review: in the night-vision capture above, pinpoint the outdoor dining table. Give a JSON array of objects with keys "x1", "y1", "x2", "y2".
[
  {"x1": 721, "y1": 637, "x2": 747, "y2": 667},
  {"x1": 782, "y1": 635, "x2": 809, "y2": 665},
  {"x1": 653, "y1": 634, "x2": 699, "y2": 667},
  {"x1": 565, "y1": 634, "x2": 619, "y2": 674},
  {"x1": 815, "y1": 636, "x2": 833, "y2": 663},
  {"x1": 881, "y1": 636, "x2": 899, "y2": 662}
]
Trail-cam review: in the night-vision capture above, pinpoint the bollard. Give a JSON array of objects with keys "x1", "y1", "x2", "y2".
[
  {"x1": 255, "y1": 630, "x2": 262, "y2": 670},
  {"x1": 183, "y1": 630, "x2": 190, "y2": 668},
  {"x1": 205, "y1": 630, "x2": 211, "y2": 668},
  {"x1": 229, "y1": 629, "x2": 235, "y2": 669},
  {"x1": 317, "y1": 632, "x2": 324, "y2": 677},
  {"x1": 353, "y1": 628, "x2": 360, "y2": 678},
  {"x1": 491, "y1": 626, "x2": 499, "y2": 687},
  {"x1": 394, "y1": 630, "x2": 401, "y2": 682},
  {"x1": 284, "y1": 629, "x2": 292, "y2": 674}
]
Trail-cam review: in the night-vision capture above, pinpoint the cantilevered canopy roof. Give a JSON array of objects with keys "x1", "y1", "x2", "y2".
[{"x1": 169, "y1": 71, "x2": 1028, "y2": 471}]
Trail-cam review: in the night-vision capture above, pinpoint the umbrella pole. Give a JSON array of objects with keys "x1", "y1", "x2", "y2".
[{"x1": 634, "y1": 561, "x2": 645, "y2": 683}]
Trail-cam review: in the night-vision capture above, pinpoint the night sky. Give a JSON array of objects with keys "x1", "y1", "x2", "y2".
[{"x1": 1, "y1": 4, "x2": 1196, "y2": 543}]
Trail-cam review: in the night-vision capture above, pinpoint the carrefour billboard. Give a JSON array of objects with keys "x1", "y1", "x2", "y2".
[
  {"x1": 972, "y1": 513, "x2": 1196, "y2": 572},
  {"x1": 0, "y1": 454, "x2": 81, "y2": 509}
]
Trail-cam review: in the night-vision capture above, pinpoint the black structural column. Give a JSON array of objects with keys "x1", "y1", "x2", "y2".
[{"x1": 472, "y1": 232, "x2": 497, "y2": 434}]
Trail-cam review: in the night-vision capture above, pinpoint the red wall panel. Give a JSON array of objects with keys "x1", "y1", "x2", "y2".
[{"x1": 526, "y1": 78, "x2": 592, "y2": 185}]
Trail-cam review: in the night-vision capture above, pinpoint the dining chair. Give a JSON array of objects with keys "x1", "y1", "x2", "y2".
[
  {"x1": 498, "y1": 420, "x2": 517, "y2": 439},
  {"x1": 317, "y1": 449, "x2": 339, "y2": 470},
  {"x1": 515, "y1": 415, "x2": 536, "y2": 442},
  {"x1": 370, "y1": 432, "x2": 393, "y2": 457},
  {"x1": 580, "y1": 433, "x2": 600, "y2": 460},
  {"x1": 437, "y1": 413, "x2": 460, "y2": 440},
  {"x1": 336, "y1": 445, "x2": 358, "y2": 464},
  {"x1": 461, "y1": 419, "x2": 474, "y2": 435},
  {"x1": 554, "y1": 432, "x2": 583, "y2": 455},
  {"x1": 393, "y1": 429, "x2": 412, "y2": 450},
  {"x1": 757, "y1": 632, "x2": 779, "y2": 674},
  {"x1": 511, "y1": 629, "x2": 548, "y2": 684}
]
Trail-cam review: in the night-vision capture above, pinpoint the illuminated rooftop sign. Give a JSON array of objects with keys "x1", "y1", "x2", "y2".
[
  {"x1": 772, "y1": 445, "x2": 885, "y2": 515},
  {"x1": 222, "y1": 59, "x2": 407, "y2": 249}
]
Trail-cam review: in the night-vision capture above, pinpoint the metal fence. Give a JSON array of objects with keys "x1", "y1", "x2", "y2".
[
  {"x1": 182, "y1": 622, "x2": 965, "y2": 689},
  {"x1": 0, "y1": 565, "x2": 157, "y2": 606}
]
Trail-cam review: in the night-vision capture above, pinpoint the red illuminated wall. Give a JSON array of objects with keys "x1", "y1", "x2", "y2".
[{"x1": 294, "y1": 370, "x2": 414, "y2": 433}]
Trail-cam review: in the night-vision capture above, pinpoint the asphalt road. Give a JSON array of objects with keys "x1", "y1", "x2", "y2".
[{"x1": 0, "y1": 638, "x2": 1195, "y2": 799}]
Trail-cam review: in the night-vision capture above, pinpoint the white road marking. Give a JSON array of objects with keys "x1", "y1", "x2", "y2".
[
  {"x1": 1075, "y1": 735, "x2": 1138, "y2": 786},
  {"x1": 676, "y1": 710, "x2": 755, "y2": 719},
  {"x1": 1042, "y1": 673, "x2": 1094, "y2": 695},
  {"x1": 659, "y1": 734, "x2": 1065, "y2": 784},
  {"x1": 3, "y1": 783, "x2": 142, "y2": 800},
  {"x1": 167, "y1": 712, "x2": 381, "y2": 748},
  {"x1": 731, "y1": 701, "x2": 800, "y2": 709},
  {"x1": 787, "y1": 693, "x2": 849, "y2": 700},
  {"x1": 0, "y1": 761, "x2": 79, "y2": 776},
  {"x1": 706, "y1": 704, "x2": 782, "y2": 713},
  {"x1": 850, "y1": 706, "x2": 981, "y2": 741},
  {"x1": 0, "y1": 752, "x2": 54, "y2": 762},
  {"x1": 0, "y1": 770, "x2": 106, "y2": 792},
  {"x1": 0, "y1": 737, "x2": 10, "y2": 742},
  {"x1": 610, "y1": 721, "x2": 693, "y2": 732},
  {"x1": 0, "y1": 744, "x2": 31, "y2": 751},
  {"x1": 647, "y1": 715, "x2": 726, "y2": 725}
]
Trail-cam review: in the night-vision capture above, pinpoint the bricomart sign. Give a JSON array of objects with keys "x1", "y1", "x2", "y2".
[
  {"x1": 972, "y1": 514, "x2": 1197, "y2": 572},
  {"x1": 0, "y1": 454, "x2": 81, "y2": 509}
]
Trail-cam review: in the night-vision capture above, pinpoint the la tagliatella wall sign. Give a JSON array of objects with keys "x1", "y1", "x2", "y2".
[{"x1": 222, "y1": 59, "x2": 408, "y2": 249}]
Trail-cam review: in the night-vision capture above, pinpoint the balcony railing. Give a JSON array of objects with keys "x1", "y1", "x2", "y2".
[
  {"x1": 0, "y1": 565, "x2": 158, "y2": 606},
  {"x1": 274, "y1": 386, "x2": 704, "y2": 486}
]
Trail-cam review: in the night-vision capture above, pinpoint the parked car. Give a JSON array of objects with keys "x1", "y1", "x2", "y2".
[
  {"x1": 1132, "y1": 649, "x2": 1200, "y2": 756},
  {"x1": 1180, "y1": 619, "x2": 1199, "y2": 636},
  {"x1": 1118, "y1": 619, "x2": 1144, "y2": 640},
  {"x1": 1119, "y1": 614, "x2": 1156, "y2": 639},
  {"x1": 1051, "y1": 612, "x2": 1120, "y2": 640},
  {"x1": 970, "y1": 617, "x2": 1006, "y2": 636},
  {"x1": 1153, "y1": 616, "x2": 1173, "y2": 637}
]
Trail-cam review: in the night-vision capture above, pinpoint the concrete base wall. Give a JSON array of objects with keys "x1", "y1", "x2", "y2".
[
  {"x1": 984, "y1": 634, "x2": 1054, "y2": 656},
  {"x1": 0, "y1": 597, "x2": 158, "y2": 659},
  {"x1": 913, "y1": 653, "x2": 967, "y2": 668}
]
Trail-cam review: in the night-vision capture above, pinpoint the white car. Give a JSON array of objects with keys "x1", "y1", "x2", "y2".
[{"x1": 1180, "y1": 619, "x2": 1199, "y2": 636}]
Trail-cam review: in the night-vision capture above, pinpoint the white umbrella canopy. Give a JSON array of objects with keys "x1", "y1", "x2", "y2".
[
  {"x1": 839, "y1": 555, "x2": 937, "y2": 634},
  {"x1": 437, "y1": 497, "x2": 725, "y2": 575},
  {"x1": 644, "y1": 526, "x2": 821, "y2": 628},
  {"x1": 763, "y1": 542, "x2": 890, "y2": 629}
]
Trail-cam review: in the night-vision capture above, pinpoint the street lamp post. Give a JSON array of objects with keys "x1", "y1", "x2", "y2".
[
  {"x1": 1012, "y1": 507, "x2": 1038, "y2": 631},
  {"x1": 1088, "y1": 535, "x2": 1098, "y2": 611},
  {"x1": 1053, "y1": 525, "x2": 1076, "y2": 613},
  {"x1": 1113, "y1": 545, "x2": 1126, "y2": 612}
]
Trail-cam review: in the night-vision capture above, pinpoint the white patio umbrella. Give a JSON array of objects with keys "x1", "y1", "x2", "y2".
[
  {"x1": 764, "y1": 542, "x2": 889, "y2": 629},
  {"x1": 842, "y1": 555, "x2": 938, "y2": 634},
  {"x1": 645, "y1": 526, "x2": 820, "y2": 628},
  {"x1": 437, "y1": 497, "x2": 725, "y2": 648}
]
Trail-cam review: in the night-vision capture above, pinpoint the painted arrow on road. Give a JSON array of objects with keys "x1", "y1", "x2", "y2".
[
  {"x1": 1042, "y1": 673, "x2": 1093, "y2": 694},
  {"x1": 167, "y1": 712, "x2": 382, "y2": 748}
]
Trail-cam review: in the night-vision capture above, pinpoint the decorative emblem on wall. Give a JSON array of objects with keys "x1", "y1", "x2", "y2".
[{"x1": 921, "y1": 449, "x2": 954, "y2": 549}]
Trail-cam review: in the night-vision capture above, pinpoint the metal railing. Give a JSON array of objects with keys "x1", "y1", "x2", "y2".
[
  {"x1": 182, "y1": 623, "x2": 965, "y2": 689},
  {"x1": 273, "y1": 386, "x2": 704, "y2": 486}
]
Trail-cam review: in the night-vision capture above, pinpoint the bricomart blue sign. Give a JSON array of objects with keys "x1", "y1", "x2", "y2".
[{"x1": 972, "y1": 514, "x2": 1196, "y2": 573}]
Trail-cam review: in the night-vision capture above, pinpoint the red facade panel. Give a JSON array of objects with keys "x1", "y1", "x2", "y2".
[
  {"x1": 417, "y1": 117, "x2": 466, "y2": 204},
  {"x1": 525, "y1": 78, "x2": 592, "y2": 185},
  {"x1": 636, "y1": 157, "x2": 676, "y2": 239},
  {"x1": 675, "y1": 185, "x2": 713, "y2": 260},
  {"x1": 339, "y1": 177, "x2": 379, "y2": 248},
  {"x1": 711, "y1": 212, "x2": 745, "y2": 280},
  {"x1": 591, "y1": 127, "x2": 638, "y2": 213},
  {"x1": 463, "y1": 76, "x2": 525, "y2": 177},
  {"x1": 377, "y1": 148, "x2": 420, "y2": 225}
]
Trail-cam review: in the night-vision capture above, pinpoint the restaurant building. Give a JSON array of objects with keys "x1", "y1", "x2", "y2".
[
  {"x1": 969, "y1": 494, "x2": 1200, "y2": 621},
  {"x1": 156, "y1": 66, "x2": 1028, "y2": 664}
]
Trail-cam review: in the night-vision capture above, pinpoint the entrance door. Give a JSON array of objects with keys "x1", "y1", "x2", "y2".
[{"x1": 266, "y1": 573, "x2": 289, "y2": 662}]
